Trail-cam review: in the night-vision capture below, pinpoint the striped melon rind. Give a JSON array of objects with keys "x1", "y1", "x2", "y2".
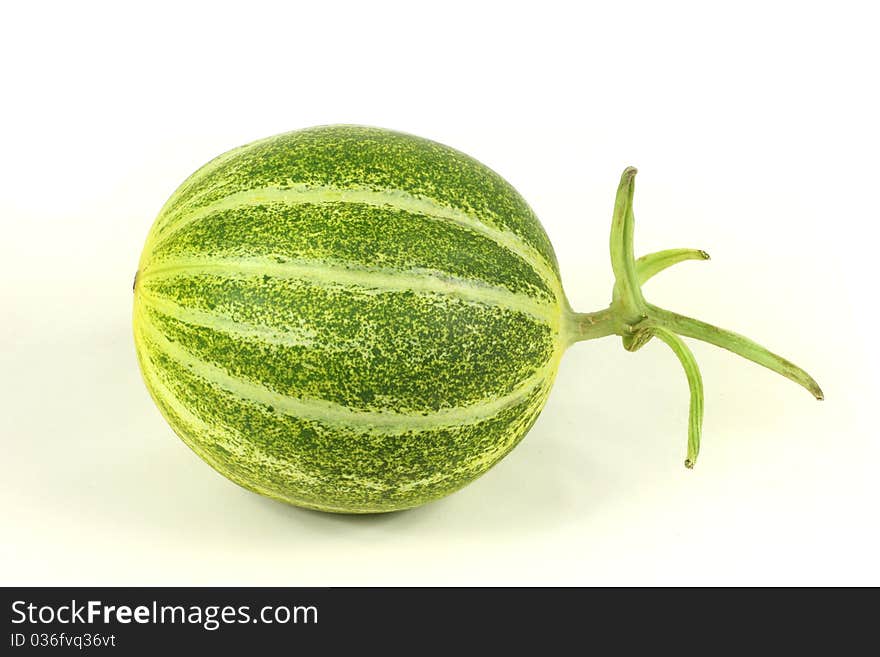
[{"x1": 134, "y1": 125, "x2": 568, "y2": 513}]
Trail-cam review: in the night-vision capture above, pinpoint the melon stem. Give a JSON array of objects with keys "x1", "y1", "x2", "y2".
[{"x1": 568, "y1": 167, "x2": 822, "y2": 468}]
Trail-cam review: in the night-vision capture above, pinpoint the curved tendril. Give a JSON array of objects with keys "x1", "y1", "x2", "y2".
[
  {"x1": 609, "y1": 167, "x2": 645, "y2": 319},
  {"x1": 649, "y1": 304, "x2": 824, "y2": 400},
  {"x1": 652, "y1": 328, "x2": 704, "y2": 469},
  {"x1": 613, "y1": 248, "x2": 710, "y2": 305},
  {"x1": 636, "y1": 248, "x2": 710, "y2": 286}
]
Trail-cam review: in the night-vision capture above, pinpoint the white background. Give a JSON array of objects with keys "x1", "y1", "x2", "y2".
[{"x1": 2, "y1": 1, "x2": 877, "y2": 585}]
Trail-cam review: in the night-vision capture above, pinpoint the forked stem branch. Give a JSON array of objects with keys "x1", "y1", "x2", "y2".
[{"x1": 570, "y1": 168, "x2": 822, "y2": 468}]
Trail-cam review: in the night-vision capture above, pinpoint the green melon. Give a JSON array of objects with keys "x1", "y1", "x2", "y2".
[{"x1": 133, "y1": 125, "x2": 821, "y2": 513}]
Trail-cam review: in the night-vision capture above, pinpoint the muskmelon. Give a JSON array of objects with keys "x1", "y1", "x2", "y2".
[{"x1": 133, "y1": 125, "x2": 821, "y2": 513}]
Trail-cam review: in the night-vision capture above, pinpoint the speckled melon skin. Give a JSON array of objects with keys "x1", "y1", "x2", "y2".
[{"x1": 133, "y1": 125, "x2": 570, "y2": 513}]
